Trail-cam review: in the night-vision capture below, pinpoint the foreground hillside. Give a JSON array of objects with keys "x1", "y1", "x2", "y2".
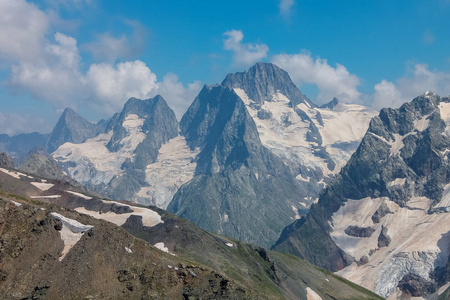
[{"x1": 0, "y1": 165, "x2": 382, "y2": 300}]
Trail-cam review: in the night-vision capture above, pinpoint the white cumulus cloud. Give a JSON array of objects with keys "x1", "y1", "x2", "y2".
[
  {"x1": 223, "y1": 30, "x2": 269, "y2": 67},
  {"x1": 0, "y1": 0, "x2": 49, "y2": 63},
  {"x1": 86, "y1": 60, "x2": 158, "y2": 114},
  {"x1": 149, "y1": 73, "x2": 202, "y2": 120},
  {"x1": 10, "y1": 32, "x2": 84, "y2": 108},
  {"x1": 0, "y1": 112, "x2": 52, "y2": 136},
  {"x1": 372, "y1": 64, "x2": 450, "y2": 109},
  {"x1": 84, "y1": 20, "x2": 148, "y2": 62},
  {"x1": 272, "y1": 51, "x2": 361, "y2": 104}
]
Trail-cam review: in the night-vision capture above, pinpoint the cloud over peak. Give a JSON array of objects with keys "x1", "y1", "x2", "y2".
[
  {"x1": 223, "y1": 30, "x2": 269, "y2": 67},
  {"x1": 272, "y1": 51, "x2": 361, "y2": 104}
]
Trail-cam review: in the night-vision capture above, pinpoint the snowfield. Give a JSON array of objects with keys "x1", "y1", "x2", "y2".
[
  {"x1": 137, "y1": 136, "x2": 199, "y2": 208},
  {"x1": 234, "y1": 88, "x2": 375, "y2": 188},
  {"x1": 75, "y1": 200, "x2": 163, "y2": 227},
  {"x1": 51, "y1": 212, "x2": 93, "y2": 261},
  {"x1": 332, "y1": 197, "x2": 450, "y2": 298}
]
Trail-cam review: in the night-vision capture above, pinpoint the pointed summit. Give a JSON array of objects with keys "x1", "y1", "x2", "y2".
[
  {"x1": 320, "y1": 97, "x2": 339, "y2": 109},
  {"x1": 47, "y1": 107, "x2": 100, "y2": 153},
  {"x1": 221, "y1": 62, "x2": 313, "y2": 107}
]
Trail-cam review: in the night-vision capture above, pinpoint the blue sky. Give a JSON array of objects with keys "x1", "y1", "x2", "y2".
[{"x1": 1, "y1": 0, "x2": 450, "y2": 135}]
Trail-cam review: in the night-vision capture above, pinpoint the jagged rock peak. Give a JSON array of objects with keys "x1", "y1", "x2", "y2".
[
  {"x1": 47, "y1": 107, "x2": 100, "y2": 153},
  {"x1": 320, "y1": 97, "x2": 339, "y2": 109},
  {"x1": 221, "y1": 62, "x2": 314, "y2": 107}
]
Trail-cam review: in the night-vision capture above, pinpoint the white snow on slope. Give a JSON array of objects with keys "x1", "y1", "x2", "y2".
[
  {"x1": 435, "y1": 183, "x2": 450, "y2": 211},
  {"x1": 65, "y1": 190, "x2": 92, "y2": 200},
  {"x1": 440, "y1": 102, "x2": 450, "y2": 136},
  {"x1": 234, "y1": 88, "x2": 375, "y2": 181},
  {"x1": 137, "y1": 136, "x2": 199, "y2": 208},
  {"x1": 51, "y1": 212, "x2": 93, "y2": 261},
  {"x1": 53, "y1": 114, "x2": 146, "y2": 187},
  {"x1": 306, "y1": 287, "x2": 322, "y2": 300},
  {"x1": 30, "y1": 182, "x2": 54, "y2": 191},
  {"x1": 332, "y1": 197, "x2": 450, "y2": 298},
  {"x1": 0, "y1": 168, "x2": 27, "y2": 179},
  {"x1": 75, "y1": 200, "x2": 163, "y2": 227},
  {"x1": 29, "y1": 195, "x2": 61, "y2": 199},
  {"x1": 316, "y1": 104, "x2": 374, "y2": 147},
  {"x1": 154, "y1": 242, "x2": 169, "y2": 253}
]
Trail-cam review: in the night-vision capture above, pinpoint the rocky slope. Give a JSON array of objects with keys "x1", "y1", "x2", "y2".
[
  {"x1": 19, "y1": 153, "x2": 69, "y2": 182},
  {"x1": 272, "y1": 92, "x2": 450, "y2": 299},
  {"x1": 168, "y1": 84, "x2": 305, "y2": 248},
  {"x1": 0, "y1": 167, "x2": 383, "y2": 300}
]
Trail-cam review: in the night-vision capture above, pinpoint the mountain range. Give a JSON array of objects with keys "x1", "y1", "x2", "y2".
[
  {"x1": 47, "y1": 62, "x2": 375, "y2": 248},
  {"x1": 1, "y1": 62, "x2": 448, "y2": 299}
]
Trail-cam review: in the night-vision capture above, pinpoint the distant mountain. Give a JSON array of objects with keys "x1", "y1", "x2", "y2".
[
  {"x1": 53, "y1": 96, "x2": 179, "y2": 202},
  {"x1": 0, "y1": 132, "x2": 48, "y2": 164},
  {"x1": 168, "y1": 84, "x2": 304, "y2": 247},
  {"x1": 272, "y1": 92, "x2": 450, "y2": 299},
  {"x1": 49, "y1": 62, "x2": 374, "y2": 248},
  {"x1": 46, "y1": 107, "x2": 102, "y2": 153},
  {"x1": 0, "y1": 167, "x2": 383, "y2": 300}
]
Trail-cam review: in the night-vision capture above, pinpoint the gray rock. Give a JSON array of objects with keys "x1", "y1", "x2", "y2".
[
  {"x1": 345, "y1": 225, "x2": 375, "y2": 238},
  {"x1": 168, "y1": 85, "x2": 303, "y2": 248},
  {"x1": 47, "y1": 108, "x2": 100, "y2": 153},
  {"x1": 377, "y1": 226, "x2": 391, "y2": 248},
  {"x1": 0, "y1": 152, "x2": 14, "y2": 168},
  {"x1": 221, "y1": 62, "x2": 313, "y2": 107}
]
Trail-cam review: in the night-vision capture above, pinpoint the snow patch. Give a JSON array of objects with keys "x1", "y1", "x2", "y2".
[
  {"x1": 0, "y1": 168, "x2": 27, "y2": 179},
  {"x1": 10, "y1": 200, "x2": 21, "y2": 207},
  {"x1": 122, "y1": 114, "x2": 144, "y2": 128},
  {"x1": 291, "y1": 205, "x2": 300, "y2": 219},
  {"x1": 29, "y1": 195, "x2": 61, "y2": 199},
  {"x1": 440, "y1": 102, "x2": 450, "y2": 137},
  {"x1": 435, "y1": 183, "x2": 450, "y2": 210},
  {"x1": 389, "y1": 132, "x2": 416, "y2": 157},
  {"x1": 414, "y1": 114, "x2": 431, "y2": 132},
  {"x1": 65, "y1": 190, "x2": 92, "y2": 200},
  {"x1": 125, "y1": 247, "x2": 132, "y2": 254},
  {"x1": 306, "y1": 287, "x2": 322, "y2": 300},
  {"x1": 226, "y1": 242, "x2": 233, "y2": 247},
  {"x1": 30, "y1": 182, "x2": 54, "y2": 191},
  {"x1": 296, "y1": 174, "x2": 310, "y2": 182},
  {"x1": 387, "y1": 178, "x2": 406, "y2": 187},
  {"x1": 136, "y1": 136, "x2": 199, "y2": 208},
  {"x1": 50, "y1": 212, "x2": 93, "y2": 261},
  {"x1": 154, "y1": 242, "x2": 169, "y2": 253},
  {"x1": 75, "y1": 200, "x2": 163, "y2": 227}
]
